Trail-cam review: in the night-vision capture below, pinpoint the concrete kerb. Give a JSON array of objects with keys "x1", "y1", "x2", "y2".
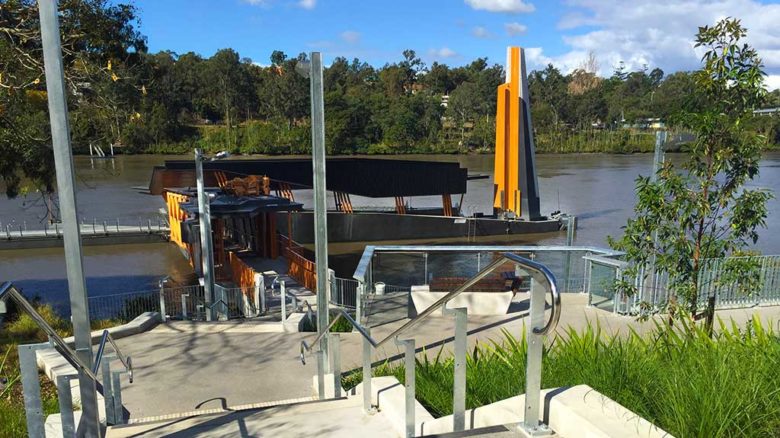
[{"x1": 350, "y1": 376, "x2": 672, "y2": 438}]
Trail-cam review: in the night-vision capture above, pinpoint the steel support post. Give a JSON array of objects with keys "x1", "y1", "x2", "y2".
[
  {"x1": 37, "y1": 1, "x2": 100, "y2": 435},
  {"x1": 254, "y1": 273, "x2": 264, "y2": 314},
  {"x1": 101, "y1": 357, "x2": 115, "y2": 425},
  {"x1": 19, "y1": 344, "x2": 45, "y2": 437},
  {"x1": 281, "y1": 280, "x2": 287, "y2": 322},
  {"x1": 195, "y1": 149, "x2": 214, "y2": 321},
  {"x1": 310, "y1": 52, "x2": 330, "y2": 369},
  {"x1": 444, "y1": 307, "x2": 468, "y2": 432},
  {"x1": 362, "y1": 327, "x2": 374, "y2": 413},
  {"x1": 521, "y1": 276, "x2": 550, "y2": 436},
  {"x1": 563, "y1": 215, "x2": 576, "y2": 292},
  {"x1": 397, "y1": 338, "x2": 416, "y2": 438},
  {"x1": 111, "y1": 371, "x2": 124, "y2": 424},
  {"x1": 356, "y1": 282, "x2": 364, "y2": 327},
  {"x1": 316, "y1": 350, "x2": 326, "y2": 400},
  {"x1": 56, "y1": 375, "x2": 76, "y2": 436},
  {"x1": 330, "y1": 333, "x2": 341, "y2": 398}
]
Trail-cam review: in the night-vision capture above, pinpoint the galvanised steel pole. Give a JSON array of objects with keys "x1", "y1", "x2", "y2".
[
  {"x1": 195, "y1": 149, "x2": 214, "y2": 321},
  {"x1": 37, "y1": 0, "x2": 101, "y2": 435},
  {"x1": 310, "y1": 52, "x2": 330, "y2": 372}
]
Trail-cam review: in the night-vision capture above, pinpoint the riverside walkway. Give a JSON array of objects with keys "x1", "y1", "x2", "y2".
[{"x1": 0, "y1": 219, "x2": 169, "y2": 249}]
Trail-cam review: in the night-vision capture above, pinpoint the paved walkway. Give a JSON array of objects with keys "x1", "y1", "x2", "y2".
[
  {"x1": 114, "y1": 321, "x2": 316, "y2": 419},
  {"x1": 115, "y1": 294, "x2": 780, "y2": 420}
]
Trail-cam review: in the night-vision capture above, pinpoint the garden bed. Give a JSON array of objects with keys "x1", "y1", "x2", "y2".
[{"x1": 344, "y1": 318, "x2": 780, "y2": 437}]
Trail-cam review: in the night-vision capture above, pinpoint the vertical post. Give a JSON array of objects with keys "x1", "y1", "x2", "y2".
[
  {"x1": 102, "y1": 358, "x2": 115, "y2": 425},
  {"x1": 158, "y1": 277, "x2": 168, "y2": 322},
  {"x1": 362, "y1": 327, "x2": 373, "y2": 413},
  {"x1": 195, "y1": 149, "x2": 214, "y2": 321},
  {"x1": 563, "y1": 215, "x2": 576, "y2": 292},
  {"x1": 444, "y1": 307, "x2": 468, "y2": 432},
  {"x1": 423, "y1": 253, "x2": 428, "y2": 284},
  {"x1": 111, "y1": 371, "x2": 124, "y2": 424},
  {"x1": 183, "y1": 293, "x2": 190, "y2": 319},
  {"x1": 254, "y1": 273, "x2": 264, "y2": 315},
  {"x1": 56, "y1": 375, "x2": 76, "y2": 436},
  {"x1": 521, "y1": 274, "x2": 549, "y2": 435},
  {"x1": 646, "y1": 131, "x2": 667, "y2": 300},
  {"x1": 37, "y1": 2, "x2": 100, "y2": 435},
  {"x1": 399, "y1": 338, "x2": 416, "y2": 438},
  {"x1": 18, "y1": 344, "x2": 44, "y2": 437},
  {"x1": 281, "y1": 280, "x2": 287, "y2": 322},
  {"x1": 316, "y1": 349, "x2": 326, "y2": 400},
  {"x1": 309, "y1": 52, "x2": 330, "y2": 370},
  {"x1": 331, "y1": 333, "x2": 341, "y2": 398},
  {"x1": 356, "y1": 282, "x2": 364, "y2": 326}
]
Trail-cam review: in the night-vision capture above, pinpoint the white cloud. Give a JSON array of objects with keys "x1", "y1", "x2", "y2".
[
  {"x1": 298, "y1": 0, "x2": 316, "y2": 9},
  {"x1": 429, "y1": 47, "x2": 458, "y2": 59},
  {"x1": 241, "y1": 0, "x2": 270, "y2": 5},
  {"x1": 766, "y1": 75, "x2": 780, "y2": 91},
  {"x1": 471, "y1": 26, "x2": 493, "y2": 38},
  {"x1": 464, "y1": 0, "x2": 534, "y2": 14},
  {"x1": 340, "y1": 31, "x2": 361, "y2": 44},
  {"x1": 537, "y1": 0, "x2": 780, "y2": 88},
  {"x1": 504, "y1": 22, "x2": 527, "y2": 36}
]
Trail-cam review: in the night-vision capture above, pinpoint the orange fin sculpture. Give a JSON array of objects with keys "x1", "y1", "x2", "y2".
[{"x1": 493, "y1": 47, "x2": 541, "y2": 220}]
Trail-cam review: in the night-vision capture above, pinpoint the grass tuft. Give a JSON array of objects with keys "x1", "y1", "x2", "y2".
[{"x1": 345, "y1": 318, "x2": 780, "y2": 437}]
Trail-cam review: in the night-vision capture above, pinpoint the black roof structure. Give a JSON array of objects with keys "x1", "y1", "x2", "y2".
[
  {"x1": 153, "y1": 158, "x2": 468, "y2": 198},
  {"x1": 171, "y1": 188, "x2": 303, "y2": 218}
]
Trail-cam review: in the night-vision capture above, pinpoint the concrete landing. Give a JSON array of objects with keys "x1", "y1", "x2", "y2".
[
  {"x1": 106, "y1": 397, "x2": 397, "y2": 438},
  {"x1": 113, "y1": 323, "x2": 316, "y2": 419}
]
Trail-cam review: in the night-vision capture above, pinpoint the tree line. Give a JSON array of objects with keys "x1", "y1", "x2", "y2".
[{"x1": 1, "y1": 0, "x2": 779, "y2": 198}]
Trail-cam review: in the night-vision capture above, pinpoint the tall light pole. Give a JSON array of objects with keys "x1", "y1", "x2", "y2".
[
  {"x1": 297, "y1": 53, "x2": 330, "y2": 375},
  {"x1": 38, "y1": 0, "x2": 100, "y2": 435},
  {"x1": 195, "y1": 149, "x2": 215, "y2": 321}
]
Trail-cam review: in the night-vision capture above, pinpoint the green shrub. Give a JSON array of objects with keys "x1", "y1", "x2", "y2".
[{"x1": 348, "y1": 318, "x2": 780, "y2": 437}]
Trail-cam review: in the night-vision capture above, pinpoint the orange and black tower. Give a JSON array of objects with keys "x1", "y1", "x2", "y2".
[{"x1": 493, "y1": 47, "x2": 541, "y2": 220}]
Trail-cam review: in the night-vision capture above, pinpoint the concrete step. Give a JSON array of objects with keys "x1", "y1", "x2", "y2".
[{"x1": 106, "y1": 396, "x2": 398, "y2": 437}]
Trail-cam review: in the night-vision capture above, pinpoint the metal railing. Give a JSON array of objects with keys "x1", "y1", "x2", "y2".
[
  {"x1": 1, "y1": 216, "x2": 169, "y2": 240},
  {"x1": 0, "y1": 282, "x2": 134, "y2": 435},
  {"x1": 584, "y1": 254, "x2": 780, "y2": 315},
  {"x1": 89, "y1": 289, "x2": 162, "y2": 321},
  {"x1": 300, "y1": 252, "x2": 561, "y2": 437}
]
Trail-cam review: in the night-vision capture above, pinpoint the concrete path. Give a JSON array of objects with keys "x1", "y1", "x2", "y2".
[
  {"x1": 114, "y1": 321, "x2": 317, "y2": 419},
  {"x1": 112, "y1": 294, "x2": 780, "y2": 421}
]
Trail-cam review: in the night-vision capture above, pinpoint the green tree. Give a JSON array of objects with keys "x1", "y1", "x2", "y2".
[
  {"x1": 0, "y1": 0, "x2": 145, "y2": 198},
  {"x1": 610, "y1": 18, "x2": 773, "y2": 334}
]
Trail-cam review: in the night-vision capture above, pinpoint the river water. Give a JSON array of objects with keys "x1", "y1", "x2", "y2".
[{"x1": 2, "y1": 153, "x2": 780, "y2": 304}]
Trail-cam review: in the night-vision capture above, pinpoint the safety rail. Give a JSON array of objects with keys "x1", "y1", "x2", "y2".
[
  {"x1": 0, "y1": 282, "x2": 134, "y2": 435},
  {"x1": 300, "y1": 252, "x2": 561, "y2": 437},
  {"x1": 1, "y1": 216, "x2": 168, "y2": 240}
]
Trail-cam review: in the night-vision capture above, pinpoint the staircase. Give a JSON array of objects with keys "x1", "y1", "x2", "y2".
[{"x1": 106, "y1": 396, "x2": 396, "y2": 437}]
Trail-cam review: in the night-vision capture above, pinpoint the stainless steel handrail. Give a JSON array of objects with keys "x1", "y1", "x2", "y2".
[
  {"x1": 503, "y1": 252, "x2": 561, "y2": 335},
  {"x1": 93, "y1": 330, "x2": 133, "y2": 383},
  {"x1": 0, "y1": 282, "x2": 98, "y2": 381},
  {"x1": 301, "y1": 252, "x2": 561, "y2": 361},
  {"x1": 353, "y1": 244, "x2": 624, "y2": 283}
]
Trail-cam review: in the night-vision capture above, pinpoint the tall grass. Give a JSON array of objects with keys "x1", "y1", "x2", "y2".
[
  {"x1": 1, "y1": 303, "x2": 123, "y2": 437},
  {"x1": 347, "y1": 318, "x2": 780, "y2": 437}
]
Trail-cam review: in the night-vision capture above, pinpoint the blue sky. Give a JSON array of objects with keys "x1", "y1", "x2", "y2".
[{"x1": 131, "y1": 0, "x2": 780, "y2": 88}]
